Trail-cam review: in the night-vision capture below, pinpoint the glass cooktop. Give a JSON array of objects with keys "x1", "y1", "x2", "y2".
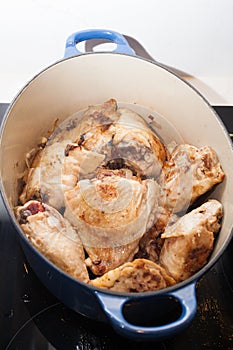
[{"x1": 0, "y1": 103, "x2": 233, "y2": 350}]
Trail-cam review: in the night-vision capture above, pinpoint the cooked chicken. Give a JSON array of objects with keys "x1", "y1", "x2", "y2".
[
  {"x1": 19, "y1": 99, "x2": 118, "y2": 209},
  {"x1": 111, "y1": 107, "x2": 166, "y2": 178},
  {"x1": 134, "y1": 226, "x2": 162, "y2": 263},
  {"x1": 85, "y1": 239, "x2": 140, "y2": 276},
  {"x1": 64, "y1": 168, "x2": 160, "y2": 274},
  {"x1": 51, "y1": 98, "x2": 119, "y2": 144},
  {"x1": 78, "y1": 124, "x2": 115, "y2": 156},
  {"x1": 20, "y1": 140, "x2": 72, "y2": 210},
  {"x1": 159, "y1": 199, "x2": 223, "y2": 282},
  {"x1": 62, "y1": 145, "x2": 105, "y2": 187},
  {"x1": 20, "y1": 98, "x2": 166, "y2": 210},
  {"x1": 50, "y1": 98, "x2": 119, "y2": 158},
  {"x1": 154, "y1": 206, "x2": 179, "y2": 233},
  {"x1": 135, "y1": 213, "x2": 178, "y2": 262},
  {"x1": 15, "y1": 200, "x2": 89, "y2": 283},
  {"x1": 90, "y1": 258, "x2": 176, "y2": 292},
  {"x1": 75, "y1": 100, "x2": 118, "y2": 154},
  {"x1": 77, "y1": 98, "x2": 119, "y2": 135},
  {"x1": 71, "y1": 100, "x2": 167, "y2": 178},
  {"x1": 64, "y1": 168, "x2": 160, "y2": 246},
  {"x1": 159, "y1": 144, "x2": 225, "y2": 213},
  {"x1": 16, "y1": 98, "x2": 226, "y2": 292}
]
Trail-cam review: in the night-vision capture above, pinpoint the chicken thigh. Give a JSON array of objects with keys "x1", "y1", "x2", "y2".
[
  {"x1": 64, "y1": 168, "x2": 160, "y2": 274},
  {"x1": 90, "y1": 258, "x2": 176, "y2": 292},
  {"x1": 111, "y1": 107, "x2": 166, "y2": 178},
  {"x1": 15, "y1": 200, "x2": 89, "y2": 283},
  {"x1": 159, "y1": 144, "x2": 225, "y2": 213},
  {"x1": 15, "y1": 98, "x2": 226, "y2": 292},
  {"x1": 20, "y1": 140, "x2": 72, "y2": 210},
  {"x1": 159, "y1": 199, "x2": 223, "y2": 282}
]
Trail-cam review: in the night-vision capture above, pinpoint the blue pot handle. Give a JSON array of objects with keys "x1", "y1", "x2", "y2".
[
  {"x1": 95, "y1": 282, "x2": 197, "y2": 341},
  {"x1": 64, "y1": 29, "x2": 135, "y2": 58}
]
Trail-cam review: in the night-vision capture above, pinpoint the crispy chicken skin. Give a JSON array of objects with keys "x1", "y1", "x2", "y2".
[
  {"x1": 159, "y1": 144, "x2": 225, "y2": 213},
  {"x1": 159, "y1": 199, "x2": 223, "y2": 282},
  {"x1": 90, "y1": 258, "x2": 176, "y2": 292},
  {"x1": 15, "y1": 200, "x2": 89, "y2": 283}
]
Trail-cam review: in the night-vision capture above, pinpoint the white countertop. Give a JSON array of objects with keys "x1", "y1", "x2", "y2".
[{"x1": 1, "y1": 0, "x2": 233, "y2": 105}]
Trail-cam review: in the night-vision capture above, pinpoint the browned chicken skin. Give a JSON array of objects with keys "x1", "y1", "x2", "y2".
[
  {"x1": 16, "y1": 99, "x2": 225, "y2": 293},
  {"x1": 159, "y1": 199, "x2": 223, "y2": 282},
  {"x1": 64, "y1": 167, "x2": 160, "y2": 274},
  {"x1": 159, "y1": 144, "x2": 225, "y2": 213},
  {"x1": 15, "y1": 200, "x2": 89, "y2": 283},
  {"x1": 85, "y1": 240, "x2": 140, "y2": 276},
  {"x1": 90, "y1": 258, "x2": 176, "y2": 292}
]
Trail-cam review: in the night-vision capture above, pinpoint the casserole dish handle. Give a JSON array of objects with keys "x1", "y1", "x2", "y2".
[
  {"x1": 64, "y1": 29, "x2": 135, "y2": 58},
  {"x1": 95, "y1": 282, "x2": 197, "y2": 341}
]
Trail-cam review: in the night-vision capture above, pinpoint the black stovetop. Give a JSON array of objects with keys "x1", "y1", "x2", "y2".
[{"x1": 0, "y1": 103, "x2": 233, "y2": 350}]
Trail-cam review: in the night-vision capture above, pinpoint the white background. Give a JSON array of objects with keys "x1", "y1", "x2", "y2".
[{"x1": 0, "y1": 0, "x2": 233, "y2": 104}]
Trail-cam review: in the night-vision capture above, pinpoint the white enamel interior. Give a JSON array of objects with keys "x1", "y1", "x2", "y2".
[{"x1": 1, "y1": 53, "x2": 233, "y2": 263}]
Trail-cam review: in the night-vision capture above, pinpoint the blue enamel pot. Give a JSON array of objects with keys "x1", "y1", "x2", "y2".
[{"x1": 0, "y1": 29, "x2": 233, "y2": 341}]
